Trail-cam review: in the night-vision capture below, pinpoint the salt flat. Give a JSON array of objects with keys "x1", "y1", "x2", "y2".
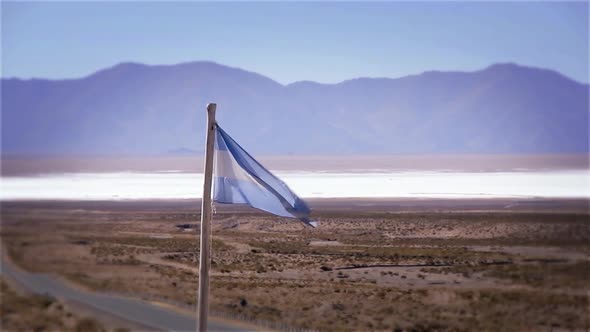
[{"x1": 1, "y1": 170, "x2": 588, "y2": 200}]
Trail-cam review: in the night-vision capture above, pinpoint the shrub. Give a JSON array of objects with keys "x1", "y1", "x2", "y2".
[{"x1": 74, "y1": 318, "x2": 104, "y2": 332}]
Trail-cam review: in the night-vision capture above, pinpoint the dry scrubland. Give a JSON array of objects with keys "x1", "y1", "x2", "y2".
[
  {"x1": 0, "y1": 278, "x2": 123, "y2": 332},
  {"x1": 1, "y1": 200, "x2": 589, "y2": 331}
]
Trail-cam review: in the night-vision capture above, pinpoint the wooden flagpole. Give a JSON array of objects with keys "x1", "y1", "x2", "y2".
[{"x1": 198, "y1": 103, "x2": 216, "y2": 332}]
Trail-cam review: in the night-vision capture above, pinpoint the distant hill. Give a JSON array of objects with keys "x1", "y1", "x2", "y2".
[{"x1": 2, "y1": 61, "x2": 588, "y2": 155}]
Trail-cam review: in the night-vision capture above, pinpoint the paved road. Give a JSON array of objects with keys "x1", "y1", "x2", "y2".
[{"x1": 1, "y1": 258, "x2": 247, "y2": 332}]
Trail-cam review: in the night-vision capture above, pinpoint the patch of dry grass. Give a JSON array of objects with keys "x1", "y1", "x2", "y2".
[
  {"x1": 425, "y1": 261, "x2": 590, "y2": 290},
  {"x1": 0, "y1": 278, "x2": 107, "y2": 332}
]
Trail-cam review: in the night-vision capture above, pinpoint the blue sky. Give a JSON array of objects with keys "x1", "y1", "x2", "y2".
[{"x1": 1, "y1": 1, "x2": 588, "y2": 84}]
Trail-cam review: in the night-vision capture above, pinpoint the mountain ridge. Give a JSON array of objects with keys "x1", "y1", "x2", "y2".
[
  {"x1": 4, "y1": 61, "x2": 586, "y2": 86},
  {"x1": 2, "y1": 61, "x2": 588, "y2": 155}
]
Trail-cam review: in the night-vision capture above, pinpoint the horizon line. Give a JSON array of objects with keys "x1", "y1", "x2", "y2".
[{"x1": 2, "y1": 60, "x2": 588, "y2": 86}]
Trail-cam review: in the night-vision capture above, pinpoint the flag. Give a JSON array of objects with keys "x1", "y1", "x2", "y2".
[{"x1": 213, "y1": 124, "x2": 316, "y2": 227}]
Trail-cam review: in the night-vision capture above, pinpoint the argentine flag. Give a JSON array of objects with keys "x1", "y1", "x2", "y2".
[{"x1": 213, "y1": 124, "x2": 317, "y2": 227}]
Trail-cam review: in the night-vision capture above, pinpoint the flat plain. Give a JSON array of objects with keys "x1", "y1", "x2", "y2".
[{"x1": 1, "y1": 198, "x2": 588, "y2": 331}]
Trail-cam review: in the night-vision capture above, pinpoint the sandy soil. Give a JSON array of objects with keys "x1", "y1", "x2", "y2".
[{"x1": 1, "y1": 199, "x2": 588, "y2": 332}]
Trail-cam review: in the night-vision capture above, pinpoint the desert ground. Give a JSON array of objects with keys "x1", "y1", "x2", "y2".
[
  {"x1": 1, "y1": 198, "x2": 588, "y2": 332},
  {"x1": 1, "y1": 154, "x2": 587, "y2": 176}
]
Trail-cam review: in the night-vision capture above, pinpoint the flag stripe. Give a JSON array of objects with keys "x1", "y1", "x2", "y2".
[
  {"x1": 214, "y1": 149, "x2": 253, "y2": 182},
  {"x1": 213, "y1": 176, "x2": 294, "y2": 218}
]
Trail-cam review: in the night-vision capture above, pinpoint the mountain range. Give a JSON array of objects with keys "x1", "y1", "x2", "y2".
[{"x1": 2, "y1": 61, "x2": 588, "y2": 155}]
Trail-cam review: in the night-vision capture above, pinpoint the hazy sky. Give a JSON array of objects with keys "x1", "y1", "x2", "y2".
[{"x1": 2, "y1": 1, "x2": 588, "y2": 84}]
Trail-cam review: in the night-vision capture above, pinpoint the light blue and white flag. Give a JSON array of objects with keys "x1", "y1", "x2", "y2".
[{"x1": 213, "y1": 124, "x2": 316, "y2": 227}]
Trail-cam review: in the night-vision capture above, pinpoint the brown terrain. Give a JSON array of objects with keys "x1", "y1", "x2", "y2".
[
  {"x1": 1, "y1": 154, "x2": 587, "y2": 176},
  {"x1": 1, "y1": 198, "x2": 589, "y2": 332}
]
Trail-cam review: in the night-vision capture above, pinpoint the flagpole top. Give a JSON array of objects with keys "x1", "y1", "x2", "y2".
[{"x1": 207, "y1": 103, "x2": 217, "y2": 112}]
